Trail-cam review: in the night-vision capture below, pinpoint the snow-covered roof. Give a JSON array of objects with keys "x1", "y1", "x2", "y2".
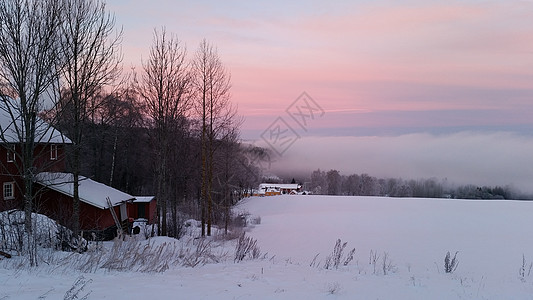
[
  {"x1": 0, "y1": 98, "x2": 72, "y2": 144},
  {"x1": 259, "y1": 183, "x2": 301, "y2": 190},
  {"x1": 133, "y1": 196, "x2": 155, "y2": 203},
  {"x1": 35, "y1": 172, "x2": 135, "y2": 209}
]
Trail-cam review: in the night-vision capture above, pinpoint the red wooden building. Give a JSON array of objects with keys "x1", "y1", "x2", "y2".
[
  {"x1": 0, "y1": 99, "x2": 156, "y2": 235},
  {"x1": 34, "y1": 173, "x2": 156, "y2": 230}
]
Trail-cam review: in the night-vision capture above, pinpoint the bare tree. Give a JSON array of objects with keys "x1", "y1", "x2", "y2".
[
  {"x1": 310, "y1": 169, "x2": 327, "y2": 194},
  {"x1": 0, "y1": 0, "x2": 64, "y2": 265},
  {"x1": 215, "y1": 128, "x2": 241, "y2": 233},
  {"x1": 192, "y1": 39, "x2": 239, "y2": 236},
  {"x1": 326, "y1": 169, "x2": 341, "y2": 195},
  {"x1": 98, "y1": 89, "x2": 146, "y2": 190},
  {"x1": 48, "y1": 87, "x2": 151, "y2": 195},
  {"x1": 135, "y1": 28, "x2": 191, "y2": 236},
  {"x1": 57, "y1": 0, "x2": 122, "y2": 237}
]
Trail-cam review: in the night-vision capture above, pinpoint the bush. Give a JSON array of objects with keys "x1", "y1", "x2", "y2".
[{"x1": 232, "y1": 211, "x2": 261, "y2": 228}]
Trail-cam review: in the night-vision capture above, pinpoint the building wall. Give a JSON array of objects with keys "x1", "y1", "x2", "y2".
[
  {"x1": 147, "y1": 199, "x2": 157, "y2": 224},
  {"x1": 0, "y1": 143, "x2": 67, "y2": 211},
  {"x1": 35, "y1": 188, "x2": 118, "y2": 231},
  {"x1": 1, "y1": 142, "x2": 154, "y2": 233},
  {"x1": 126, "y1": 199, "x2": 157, "y2": 224}
]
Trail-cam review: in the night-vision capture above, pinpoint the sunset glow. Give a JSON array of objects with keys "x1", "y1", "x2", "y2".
[{"x1": 110, "y1": 0, "x2": 533, "y2": 191}]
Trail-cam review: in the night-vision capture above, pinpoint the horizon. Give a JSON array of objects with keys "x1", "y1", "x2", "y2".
[{"x1": 109, "y1": 0, "x2": 533, "y2": 193}]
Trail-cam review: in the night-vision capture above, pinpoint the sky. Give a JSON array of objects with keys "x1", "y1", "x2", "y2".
[{"x1": 109, "y1": 0, "x2": 533, "y2": 193}]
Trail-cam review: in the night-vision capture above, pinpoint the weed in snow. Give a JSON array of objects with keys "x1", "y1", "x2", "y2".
[
  {"x1": 368, "y1": 250, "x2": 396, "y2": 275},
  {"x1": 325, "y1": 282, "x2": 341, "y2": 295},
  {"x1": 519, "y1": 254, "x2": 533, "y2": 282},
  {"x1": 234, "y1": 232, "x2": 261, "y2": 262},
  {"x1": 63, "y1": 276, "x2": 92, "y2": 300},
  {"x1": 323, "y1": 239, "x2": 355, "y2": 270},
  {"x1": 381, "y1": 252, "x2": 396, "y2": 275},
  {"x1": 444, "y1": 251, "x2": 459, "y2": 274},
  {"x1": 309, "y1": 253, "x2": 321, "y2": 268}
]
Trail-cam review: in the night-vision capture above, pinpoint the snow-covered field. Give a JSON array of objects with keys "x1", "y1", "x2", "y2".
[{"x1": 3, "y1": 195, "x2": 533, "y2": 299}]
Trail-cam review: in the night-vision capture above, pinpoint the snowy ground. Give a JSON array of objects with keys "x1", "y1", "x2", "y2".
[{"x1": 2, "y1": 195, "x2": 533, "y2": 299}]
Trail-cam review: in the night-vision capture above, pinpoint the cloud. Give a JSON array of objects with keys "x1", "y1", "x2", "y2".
[
  {"x1": 109, "y1": 0, "x2": 533, "y2": 196},
  {"x1": 263, "y1": 132, "x2": 533, "y2": 193}
]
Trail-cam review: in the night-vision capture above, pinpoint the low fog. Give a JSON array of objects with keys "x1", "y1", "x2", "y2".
[{"x1": 260, "y1": 131, "x2": 533, "y2": 194}]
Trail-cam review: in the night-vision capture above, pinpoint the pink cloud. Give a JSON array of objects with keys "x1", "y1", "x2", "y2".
[
  {"x1": 228, "y1": 1, "x2": 533, "y2": 87},
  {"x1": 111, "y1": 1, "x2": 533, "y2": 140}
]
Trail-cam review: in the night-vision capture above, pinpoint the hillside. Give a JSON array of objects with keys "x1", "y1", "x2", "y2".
[{"x1": 2, "y1": 195, "x2": 533, "y2": 299}]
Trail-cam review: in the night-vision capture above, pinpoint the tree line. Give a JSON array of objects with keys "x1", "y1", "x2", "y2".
[
  {"x1": 0, "y1": 0, "x2": 261, "y2": 264},
  {"x1": 307, "y1": 169, "x2": 523, "y2": 200}
]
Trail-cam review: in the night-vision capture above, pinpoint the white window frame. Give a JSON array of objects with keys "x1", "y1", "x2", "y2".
[
  {"x1": 3, "y1": 182, "x2": 14, "y2": 200},
  {"x1": 50, "y1": 144, "x2": 58, "y2": 160}
]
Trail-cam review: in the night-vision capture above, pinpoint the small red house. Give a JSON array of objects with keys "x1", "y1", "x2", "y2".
[
  {"x1": 35, "y1": 172, "x2": 133, "y2": 230},
  {"x1": 132, "y1": 196, "x2": 157, "y2": 224},
  {"x1": 34, "y1": 172, "x2": 157, "y2": 231}
]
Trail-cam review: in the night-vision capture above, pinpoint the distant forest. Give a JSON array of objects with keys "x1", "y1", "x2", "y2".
[{"x1": 276, "y1": 169, "x2": 532, "y2": 200}]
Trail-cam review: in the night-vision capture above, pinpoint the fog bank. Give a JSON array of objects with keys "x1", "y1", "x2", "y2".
[{"x1": 259, "y1": 131, "x2": 533, "y2": 193}]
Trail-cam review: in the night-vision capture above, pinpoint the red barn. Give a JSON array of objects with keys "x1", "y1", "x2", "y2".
[{"x1": 0, "y1": 99, "x2": 156, "y2": 237}]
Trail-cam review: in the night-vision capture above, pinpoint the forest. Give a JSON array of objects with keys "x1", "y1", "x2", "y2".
[{"x1": 301, "y1": 168, "x2": 524, "y2": 200}]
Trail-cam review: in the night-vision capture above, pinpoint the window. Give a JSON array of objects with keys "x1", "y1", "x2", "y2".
[
  {"x1": 50, "y1": 144, "x2": 58, "y2": 160},
  {"x1": 6, "y1": 148, "x2": 14, "y2": 163},
  {"x1": 3, "y1": 182, "x2": 14, "y2": 200}
]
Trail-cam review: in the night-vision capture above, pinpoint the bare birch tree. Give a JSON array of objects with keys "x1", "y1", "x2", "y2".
[
  {"x1": 57, "y1": 0, "x2": 122, "y2": 237},
  {"x1": 135, "y1": 28, "x2": 190, "y2": 236},
  {"x1": 0, "y1": 0, "x2": 63, "y2": 265}
]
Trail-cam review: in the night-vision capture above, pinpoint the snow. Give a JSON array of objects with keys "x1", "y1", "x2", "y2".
[
  {"x1": 0, "y1": 98, "x2": 72, "y2": 144},
  {"x1": 3, "y1": 195, "x2": 533, "y2": 299},
  {"x1": 35, "y1": 172, "x2": 135, "y2": 209},
  {"x1": 133, "y1": 196, "x2": 155, "y2": 203},
  {"x1": 0, "y1": 210, "x2": 87, "y2": 252},
  {"x1": 259, "y1": 183, "x2": 301, "y2": 190}
]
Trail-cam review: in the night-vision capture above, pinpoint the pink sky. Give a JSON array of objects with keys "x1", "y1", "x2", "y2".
[{"x1": 110, "y1": 0, "x2": 533, "y2": 191}]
